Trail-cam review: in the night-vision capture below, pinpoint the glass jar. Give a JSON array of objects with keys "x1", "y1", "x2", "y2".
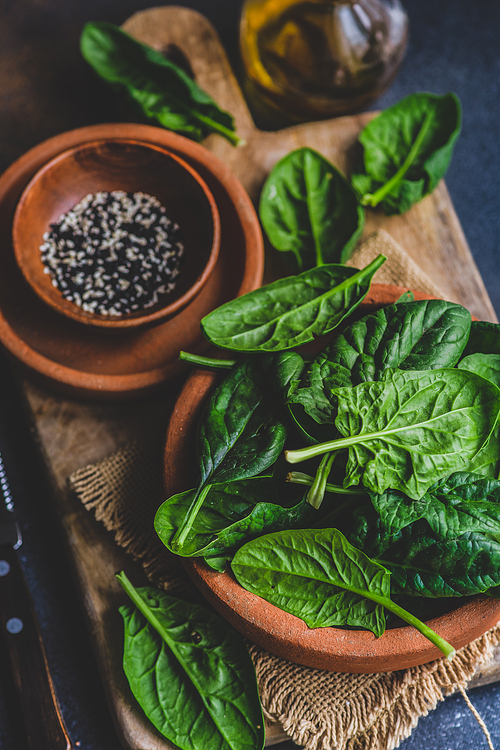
[{"x1": 240, "y1": 0, "x2": 409, "y2": 124}]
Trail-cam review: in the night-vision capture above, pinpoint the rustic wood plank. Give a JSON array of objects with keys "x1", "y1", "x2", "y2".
[{"x1": 16, "y1": 6, "x2": 500, "y2": 750}]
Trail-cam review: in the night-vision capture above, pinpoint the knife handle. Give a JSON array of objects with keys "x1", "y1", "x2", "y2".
[{"x1": 0, "y1": 545, "x2": 72, "y2": 750}]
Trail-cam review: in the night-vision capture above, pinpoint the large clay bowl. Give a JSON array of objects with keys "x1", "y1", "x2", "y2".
[
  {"x1": 13, "y1": 139, "x2": 221, "y2": 329},
  {"x1": 0, "y1": 124, "x2": 264, "y2": 399},
  {"x1": 163, "y1": 284, "x2": 500, "y2": 672}
]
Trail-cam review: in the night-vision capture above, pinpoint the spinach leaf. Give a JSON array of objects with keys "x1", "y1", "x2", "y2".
[
  {"x1": 351, "y1": 92, "x2": 461, "y2": 215},
  {"x1": 172, "y1": 352, "x2": 303, "y2": 550},
  {"x1": 286, "y1": 368, "x2": 500, "y2": 500},
  {"x1": 462, "y1": 321, "x2": 500, "y2": 358},
  {"x1": 259, "y1": 148, "x2": 364, "y2": 271},
  {"x1": 289, "y1": 299, "x2": 471, "y2": 434},
  {"x1": 201, "y1": 255, "x2": 385, "y2": 353},
  {"x1": 458, "y1": 352, "x2": 500, "y2": 478},
  {"x1": 344, "y1": 505, "x2": 500, "y2": 598},
  {"x1": 155, "y1": 475, "x2": 313, "y2": 557},
  {"x1": 370, "y1": 471, "x2": 500, "y2": 538},
  {"x1": 117, "y1": 573, "x2": 264, "y2": 750},
  {"x1": 80, "y1": 22, "x2": 241, "y2": 145},
  {"x1": 231, "y1": 529, "x2": 454, "y2": 657},
  {"x1": 458, "y1": 353, "x2": 500, "y2": 389}
]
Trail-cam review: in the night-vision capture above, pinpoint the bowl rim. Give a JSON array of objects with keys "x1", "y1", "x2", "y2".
[
  {"x1": 163, "y1": 284, "x2": 500, "y2": 672},
  {"x1": 12, "y1": 137, "x2": 222, "y2": 329}
]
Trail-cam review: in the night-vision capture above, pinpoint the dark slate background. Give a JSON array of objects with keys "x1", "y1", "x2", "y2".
[{"x1": 0, "y1": 1, "x2": 499, "y2": 749}]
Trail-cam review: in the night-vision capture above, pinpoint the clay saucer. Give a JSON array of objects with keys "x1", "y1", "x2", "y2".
[
  {"x1": 0, "y1": 124, "x2": 263, "y2": 399},
  {"x1": 163, "y1": 285, "x2": 500, "y2": 673},
  {"x1": 12, "y1": 139, "x2": 221, "y2": 329}
]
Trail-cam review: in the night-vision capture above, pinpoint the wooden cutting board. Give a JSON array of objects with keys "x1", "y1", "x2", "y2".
[{"x1": 18, "y1": 6, "x2": 500, "y2": 750}]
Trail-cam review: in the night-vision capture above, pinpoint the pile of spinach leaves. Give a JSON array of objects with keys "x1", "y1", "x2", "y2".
[{"x1": 158, "y1": 294, "x2": 500, "y2": 661}]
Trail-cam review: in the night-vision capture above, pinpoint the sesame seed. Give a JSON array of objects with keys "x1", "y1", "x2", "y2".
[{"x1": 39, "y1": 190, "x2": 184, "y2": 316}]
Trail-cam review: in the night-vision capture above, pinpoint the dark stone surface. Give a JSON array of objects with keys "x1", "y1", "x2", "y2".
[{"x1": 0, "y1": 2, "x2": 499, "y2": 749}]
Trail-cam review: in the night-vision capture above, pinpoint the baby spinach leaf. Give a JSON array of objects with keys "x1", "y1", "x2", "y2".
[
  {"x1": 289, "y1": 299, "x2": 471, "y2": 434},
  {"x1": 204, "y1": 553, "x2": 233, "y2": 572},
  {"x1": 286, "y1": 368, "x2": 500, "y2": 500},
  {"x1": 343, "y1": 500, "x2": 500, "y2": 598},
  {"x1": 351, "y1": 92, "x2": 461, "y2": 215},
  {"x1": 233, "y1": 528, "x2": 388, "y2": 635},
  {"x1": 458, "y1": 353, "x2": 500, "y2": 389},
  {"x1": 172, "y1": 353, "x2": 303, "y2": 550},
  {"x1": 259, "y1": 147, "x2": 364, "y2": 271},
  {"x1": 117, "y1": 572, "x2": 264, "y2": 750},
  {"x1": 466, "y1": 423, "x2": 500, "y2": 479},
  {"x1": 370, "y1": 471, "x2": 500, "y2": 538},
  {"x1": 458, "y1": 352, "x2": 500, "y2": 478},
  {"x1": 231, "y1": 529, "x2": 454, "y2": 656},
  {"x1": 201, "y1": 255, "x2": 385, "y2": 352},
  {"x1": 80, "y1": 22, "x2": 241, "y2": 145},
  {"x1": 462, "y1": 321, "x2": 500, "y2": 358},
  {"x1": 155, "y1": 475, "x2": 313, "y2": 557},
  {"x1": 197, "y1": 352, "x2": 303, "y2": 488}
]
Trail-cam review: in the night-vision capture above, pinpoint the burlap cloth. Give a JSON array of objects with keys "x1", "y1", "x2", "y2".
[{"x1": 70, "y1": 230, "x2": 500, "y2": 750}]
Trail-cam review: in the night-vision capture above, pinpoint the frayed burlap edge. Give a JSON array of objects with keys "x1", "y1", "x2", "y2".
[{"x1": 68, "y1": 230, "x2": 500, "y2": 750}]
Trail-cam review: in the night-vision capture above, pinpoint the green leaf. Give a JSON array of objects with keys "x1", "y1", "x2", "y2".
[
  {"x1": 233, "y1": 528, "x2": 389, "y2": 635},
  {"x1": 80, "y1": 22, "x2": 241, "y2": 145},
  {"x1": 458, "y1": 352, "x2": 500, "y2": 478},
  {"x1": 458, "y1": 353, "x2": 500, "y2": 389},
  {"x1": 172, "y1": 353, "x2": 303, "y2": 550},
  {"x1": 259, "y1": 148, "x2": 364, "y2": 271},
  {"x1": 286, "y1": 368, "x2": 500, "y2": 500},
  {"x1": 351, "y1": 92, "x2": 461, "y2": 215},
  {"x1": 395, "y1": 290, "x2": 415, "y2": 303},
  {"x1": 289, "y1": 299, "x2": 471, "y2": 436},
  {"x1": 155, "y1": 475, "x2": 313, "y2": 557},
  {"x1": 462, "y1": 321, "x2": 500, "y2": 358},
  {"x1": 370, "y1": 471, "x2": 500, "y2": 538},
  {"x1": 117, "y1": 572, "x2": 264, "y2": 750},
  {"x1": 201, "y1": 255, "x2": 386, "y2": 353},
  {"x1": 231, "y1": 529, "x2": 454, "y2": 656},
  {"x1": 197, "y1": 353, "x2": 303, "y2": 487},
  {"x1": 344, "y1": 504, "x2": 500, "y2": 598}
]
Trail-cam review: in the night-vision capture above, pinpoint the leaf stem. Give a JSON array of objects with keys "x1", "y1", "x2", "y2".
[
  {"x1": 376, "y1": 597, "x2": 456, "y2": 660},
  {"x1": 286, "y1": 408, "x2": 458, "y2": 463},
  {"x1": 306, "y1": 453, "x2": 336, "y2": 509},
  {"x1": 117, "y1": 571, "x2": 176, "y2": 648},
  {"x1": 171, "y1": 484, "x2": 212, "y2": 551},
  {"x1": 195, "y1": 112, "x2": 245, "y2": 146},
  {"x1": 360, "y1": 109, "x2": 434, "y2": 207},
  {"x1": 286, "y1": 471, "x2": 364, "y2": 496},
  {"x1": 179, "y1": 351, "x2": 236, "y2": 369}
]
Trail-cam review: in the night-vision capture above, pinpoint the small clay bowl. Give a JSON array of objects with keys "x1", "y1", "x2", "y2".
[
  {"x1": 163, "y1": 284, "x2": 500, "y2": 673},
  {"x1": 12, "y1": 138, "x2": 221, "y2": 329}
]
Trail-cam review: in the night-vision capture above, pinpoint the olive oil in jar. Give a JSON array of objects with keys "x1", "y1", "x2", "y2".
[{"x1": 240, "y1": 0, "x2": 408, "y2": 124}]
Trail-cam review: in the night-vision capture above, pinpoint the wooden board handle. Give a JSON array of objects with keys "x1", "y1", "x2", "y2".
[{"x1": 123, "y1": 6, "x2": 256, "y2": 137}]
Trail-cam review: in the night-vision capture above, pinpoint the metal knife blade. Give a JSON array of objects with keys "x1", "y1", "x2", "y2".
[{"x1": 0, "y1": 360, "x2": 72, "y2": 750}]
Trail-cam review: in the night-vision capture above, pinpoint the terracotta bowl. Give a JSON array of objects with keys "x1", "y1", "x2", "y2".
[
  {"x1": 12, "y1": 138, "x2": 221, "y2": 329},
  {"x1": 163, "y1": 284, "x2": 500, "y2": 673}
]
